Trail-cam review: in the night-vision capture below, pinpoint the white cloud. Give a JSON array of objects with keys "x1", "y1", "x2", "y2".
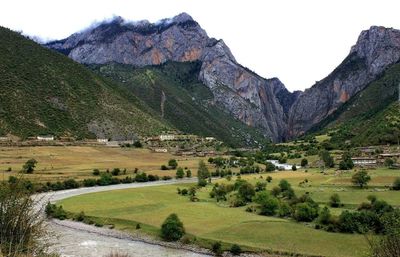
[{"x1": 1, "y1": 0, "x2": 399, "y2": 91}]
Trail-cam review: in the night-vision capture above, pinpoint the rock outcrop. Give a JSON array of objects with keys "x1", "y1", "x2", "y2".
[
  {"x1": 47, "y1": 13, "x2": 292, "y2": 142},
  {"x1": 288, "y1": 26, "x2": 400, "y2": 137}
]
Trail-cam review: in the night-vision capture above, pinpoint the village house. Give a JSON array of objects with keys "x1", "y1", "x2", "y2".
[
  {"x1": 351, "y1": 157, "x2": 377, "y2": 166},
  {"x1": 153, "y1": 148, "x2": 168, "y2": 153},
  {"x1": 37, "y1": 135, "x2": 54, "y2": 141},
  {"x1": 97, "y1": 138, "x2": 109, "y2": 143},
  {"x1": 267, "y1": 160, "x2": 299, "y2": 170},
  {"x1": 159, "y1": 134, "x2": 175, "y2": 141}
]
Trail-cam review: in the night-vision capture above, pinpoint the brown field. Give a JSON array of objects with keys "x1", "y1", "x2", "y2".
[{"x1": 0, "y1": 146, "x2": 210, "y2": 182}]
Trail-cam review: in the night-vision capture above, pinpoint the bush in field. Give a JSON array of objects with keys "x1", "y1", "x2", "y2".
[
  {"x1": 301, "y1": 158, "x2": 308, "y2": 167},
  {"x1": 23, "y1": 158, "x2": 37, "y2": 173},
  {"x1": 392, "y1": 177, "x2": 400, "y2": 190},
  {"x1": 254, "y1": 191, "x2": 279, "y2": 216},
  {"x1": 320, "y1": 150, "x2": 334, "y2": 168},
  {"x1": 230, "y1": 244, "x2": 242, "y2": 255},
  {"x1": 329, "y1": 193, "x2": 342, "y2": 207},
  {"x1": 176, "y1": 167, "x2": 184, "y2": 179},
  {"x1": 111, "y1": 168, "x2": 121, "y2": 176},
  {"x1": 135, "y1": 172, "x2": 149, "y2": 182},
  {"x1": 255, "y1": 181, "x2": 267, "y2": 192},
  {"x1": 168, "y1": 159, "x2": 178, "y2": 169},
  {"x1": 237, "y1": 181, "x2": 255, "y2": 202},
  {"x1": 211, "y1": 241, "x2": 223, "y2": 256},
  {"x1": 293, "y1": 202, "x2": 319, "y2": 222},
  {"x1": 266, "y1": 176, "x2": 272, "y2": 183},
  {"x1": 161, "y1": 213, "x2": 185, "y2": 241},
  {"x1": 92, "y1": 169, "x2": 100, "y2": 176},
  {"x1": 63, "y1": 179, "x2": 80, "y2": 189},
  {"x1": 384, "y1": 158, "x2": 395, "y2": 168},
  {"x1": 352, "y1": 170, "x2": 371, "y2": 188},
  {"x1": 318, "y1": 207, "x2": 332, "y2": 225},
  {"x1": 186, "y1": 169, "x2": 192, "y2": 178},
  {"x1": 83, "y1": 179, "x2": 97, "y2": 187},
  {"x1": 339, "y1": 151, "x2": 354, "y2": 170},
  {"x1": 265, "y1": 162, "x2": 276, "y2": 172},
  {"x1": 161, "y1": 165, "x2": 169, "y2": 170},
  {"x1": 197, "y1": 160, "x2": 210, "y2": 187},
  {"x1": 292, "y1": 165, "x2": 297, "y2": 171}
]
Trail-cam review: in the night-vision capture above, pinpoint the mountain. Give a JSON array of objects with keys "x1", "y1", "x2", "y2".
[
  {"x1": 89, "y1": 61, "x2": 268, "y2": 146},
  {"x1": 309, "y1": 60, "x2": 400, "y2": 146},
  {"x1": 0, "y1": 26, "x2": 169, "y2": 140},
  {"x1": 46, "y1": 13, "x2": 296, "y2": 142},
  {"x1": 288, "y1": 26, "x2": 400, "y2": 137}
]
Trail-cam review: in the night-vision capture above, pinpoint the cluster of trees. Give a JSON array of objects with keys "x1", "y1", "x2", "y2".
[
  {"x1": 175, "y1": 167, "x2": 192, "y2": 179},
  {"x1": 8, "y1": 171, "x2": 173, "y2": 194},
  {"x1": 161, "y1": 159, "x2": 178, "y2": 170}
]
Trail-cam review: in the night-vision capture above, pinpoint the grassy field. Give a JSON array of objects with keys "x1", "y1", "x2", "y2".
[
  {"x1": 58, "y1": 168, "x2": 400, "y2": 257},
  {"x1": 0, "y1": 146, "x2": 208, "y2": 182}
]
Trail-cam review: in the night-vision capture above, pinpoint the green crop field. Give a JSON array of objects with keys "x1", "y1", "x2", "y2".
[{"x1": 58, "y1": 168, "x2": 400, "y2": 257}]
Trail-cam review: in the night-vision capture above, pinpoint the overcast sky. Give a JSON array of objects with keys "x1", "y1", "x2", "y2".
[{"x1": 1, "y1": 0, "x2": 400, "y2": 91}]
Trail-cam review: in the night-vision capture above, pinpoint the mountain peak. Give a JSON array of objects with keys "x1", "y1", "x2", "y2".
[
  {"x1": 171, "y1": 12, "x2": 194, "y2": 23},
  {"x1": 350, "y1": 25, "x2": 400, "y2": 75}
]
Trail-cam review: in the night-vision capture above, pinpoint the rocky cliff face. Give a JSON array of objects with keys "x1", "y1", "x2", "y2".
[
  {"x1": 47, "y1": 13, "x2": 292, "y2": 142},
  {"x1": 288, "y1": 26, "x2": 400, "y2": 137}
]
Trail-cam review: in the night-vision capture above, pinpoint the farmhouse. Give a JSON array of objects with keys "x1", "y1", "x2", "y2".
[
  {"x1": 267, "y1": 160, "x2": 299, "y2": 170},
  {"x1": 153, "y1": 148, "x2": 168, "y2": 153},
  {"x1": 351, "y1": 157, "x2": 377, "y2": 166},
  {"x1": 37, "y1": 135, "x2": 54, "y2": 141},
  {"x1": 97, "y1": 138, "x2": 109, "y2": 143},
  {"x1": 159, "y1": 134, "x2": 175, "y2": 141},
  {"x1": 379, "y1": 153, "x2": 400, "y2": 159}
]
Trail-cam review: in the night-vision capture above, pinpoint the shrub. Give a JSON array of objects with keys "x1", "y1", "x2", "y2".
[
  {"x1": 198, "y1": 178, "x2": 207, "y2": 187},
  {"x1": 63, "y1": 179, "x2": 80, "y2": 189},
  {"x1": 301, "y1": 158, "x2": 308, "y2": 167},
  {"x1": 254, "y1": 191, "x2": 279, "y2": 216},
  {"x1": 135, "y1": 172, "x2": 148, "y2": 182},
  {"x1": 318, "y1": 206, "x2": 332, "y2": 225},
  {"x1": 329, "y1": 193, "x2": 341, "y2": 207},
  {"x1": 45, "y1": 203, "x2": 67, "y2": 220},
  {"x1": 92, "y1": 169, "x2": 100, "y2": 176},
  {"x1": 147, "y1": 174, "x2": 159, "y2": 181},
  {"x1": 292, "y1": 165, "x2": 297, "y2": 171},
  {"x1": 279, "y1": 179, "x2": 291, "y2": 191},
  {"x1": 97, "y1": 173, "x2": 113, "y2": 186},
  {"x1": 211, "y1": 242, "x2": 223, "y2": 256},
  {"x1": 293, "y1": 203, "x2": 319, "y2": 222},
  {"x1": 111, "y1": 168, "x2": 121, "y2": 176},
  {"x1": 237, "y1": 181, "x2": 255, "y2": 202},
  {"x1": 186, "y1": 169, "x2": 192, "y2": 178},
  {"x1": 339, "y1": 151, "x2": 354, "y2": 170},
  {"x1": 83, "y1": 179, "x2": 97, "y2": 187},
  {"x1": 133, "y1": 141, "x2": 142, "y2": 148},
  {"x1": 161, "y1": 213, "x2": 185, "y2": 241},
  {"x1": 162, "y1": 175, "x2": 172, "y2": 180},
  {"x1": 392, "y1": 177, "x2": 400, "y2": 190},
  {"x1": 230, "y1": 244, "x2": 242, "y2": 255},
  {"x1": 74, "y1": 211, "x2": 85, "y2": 222},
  {"x1": 266, "y1": 176, "x2": 272, "y2": 183},
  {"x1": 161, "y1": 165, "x2": 169, "y2": 170},
  {"x1": 265, "y1": 162, "x2": 275, "y2": 172},
  {"x1": 181, "y1": 188, "x2": 188, "y2": 195},
  {"x1": 255, "y1": 181, "x2": 267, "y2": 192},
  {"x1": 136, "y1": 223, "x2": 141, "y2": 229}
]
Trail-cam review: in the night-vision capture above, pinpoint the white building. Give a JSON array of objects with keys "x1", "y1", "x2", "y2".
[
  {"x1": 267, "y1": 160, "x2": 300, "y2": 170},
  {"x1": 97, "y1": 138, "x2": 109, "y2": 143},
  {"x1": 159, "y1": 134, "x2": 175, "y2": 141},
  {"x1": 37, "y1": 135, "x2": 54, "y2": 141},
  {"x1": 352, "y1": 157, "x2": 377, "y2": 166},
  {"x1": 205, "y1": 137, "x2": 216, "y2": 141}
]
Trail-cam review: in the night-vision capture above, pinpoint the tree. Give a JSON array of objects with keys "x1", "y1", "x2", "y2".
[
  {"x1": 168, "y1": 159, "x2": 178, "y2": 169},
  {"x1": 292, "y1": 165, "x2": 297, "y2": 171},
  {"x1": 133, "y1": 141, "x2": 142, "y2": 148},
  {"x1": 293, "y1": 202, "x2": 319, "y2": 222},
  {"x1": 254, "y1": 191, "x2": 279, "y2": 216},
  {"x1": 319, "y1": 150, "x2": 334, "y2": 168},
  {"x1": 339, "y1": 151, "x2": 354, "y2": 170},
  {"x1": 237, "y1": 181, "x2": 255, "y2": 202},
  {"x1": 255, "y1": 181, "x2": 267, "y2": 192},
  {"x1": 176, "y1": 167, "x2": 184, "y2": 179},
  {"x1": 185, "y1": 169, "x2": 192, "y2": 178},
  {"x1": 385, "y1": 158, "x2": 395, "y2": 168},
  {"x1": 23, "y1": 159, "x2": 37, "y2": 173},
  {"x1": 161, "y1": 213, "x2": 185, "y2": 241},
  {"x1": 368, "y1": 209, "x2": 400, "y2": 257},
  {"x1": 329, "y1": 193, "x2": 341, "y2": 207},
  {"x1": 279, "y1": 179, "x2": 291, "y2": 192},
  {"x1": 318, "y1": 206, "x2": 332, "y2": 225},
  {"x1": 393, "y1": 178, "x2": 400, "y2": 191},
  {"x1": 266, "y1": 176, "x2": 272, "y2": 183},
  {"x1": 197, "y1": 160, "x2": 210, "y2": 186},
  {"x1": 265, "y1": 162, "x2": 276, "y2": 172},
  {"x1": 352, "y1": 170, "x2": 371, "y2": 188},
  {"x1": 301, "y1": 158, "x2": 308, "y2": 167}
]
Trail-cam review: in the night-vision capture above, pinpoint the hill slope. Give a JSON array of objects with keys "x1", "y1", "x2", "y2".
[
  {"x1": 310, "y1": 61, "x2": 400, "y2": 146},
  {"x1": 0, "y1": 26, "x2": 169, "y2": 140},
  {"x1": 90, "y1": 62, "x2": 268, "y2": 146}
]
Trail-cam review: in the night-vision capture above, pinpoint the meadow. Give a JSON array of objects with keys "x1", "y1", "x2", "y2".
[
  {"x1": 58, "y1": 168, "x2": 400, "y2": 257},
  {"x1": 0, "y1": 146, "x2": 207, "y2": 182}
]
